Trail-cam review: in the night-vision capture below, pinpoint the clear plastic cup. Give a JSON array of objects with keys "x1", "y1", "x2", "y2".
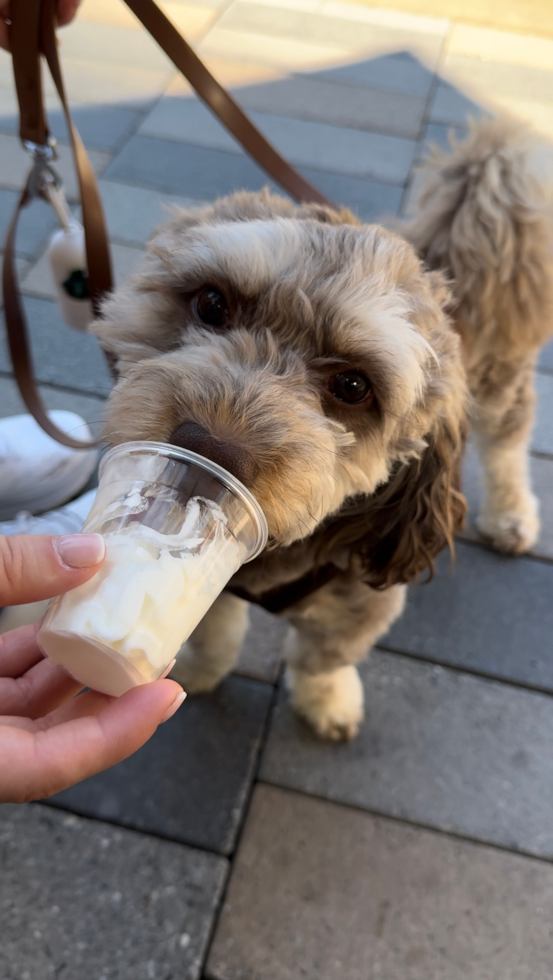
[{"x1": 37, "y1": 441, "x2": 268, "y2": 696}]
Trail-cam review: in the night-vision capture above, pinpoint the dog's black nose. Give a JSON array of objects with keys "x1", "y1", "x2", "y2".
[{"x1": 169, "y1": 421, "x2": 258, "y2": 488}]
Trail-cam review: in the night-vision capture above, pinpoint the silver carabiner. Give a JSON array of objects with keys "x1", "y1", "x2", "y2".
[{"x1": 23, "y1": 137, "x2": 73, "y2": 231}]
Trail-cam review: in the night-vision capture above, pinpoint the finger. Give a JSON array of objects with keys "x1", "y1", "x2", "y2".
[
  {"x1": 0, "y1": 689, "x2": 109, "y2": 732},
  {"x1": 0, "y1": 680, "x2": 185, "y2": 803},
  {"x1": 0, "y1": 17, "x2": 10, "y2": 52},
  {"x1": 0, "y1": 655, "x2": 82, "y2": 719},
  {"x1": 0, "y1": 623, "x2": 44, "y2": 678},
  {"x1": 57, "y1": 0, "x2": 81, "y2": 27},
  {"x1": 36, "y1": 687, "x2": 112, "y2": 727},
  {"x1": 0, "y1": 533, "x2": 105, "y2": 606}
]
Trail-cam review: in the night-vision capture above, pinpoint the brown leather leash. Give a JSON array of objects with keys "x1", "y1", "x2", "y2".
[
  {"x1": 2, "y1": 0, "x2": 332, "y2": 450},
  {"x1": 4, "y1": 0, "x2": 113, "y2": 448}
]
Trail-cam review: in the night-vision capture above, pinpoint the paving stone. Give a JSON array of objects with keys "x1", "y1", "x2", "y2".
[
  {"x1": 235, "y1": 603, "x2": 286, "y2": 683},
  {"x1": 429, "y1": 79, "x2": 492, "y2": 126},
  {"x1": 0, "y1": 189, "x2": 67, "y2": 260},
  {"x1": 59, "y1": 19, "x2": 177, "y2": 74},
  {"x1": 398, "y1": 166, "x2": 425, "y2": 218},
  {"x1": 21, "y1": 241, "x2": 145, "y2": 301},
  {"x1": 443, "y1": 53, "x2": 553, "y2": 105},
  {"x1": 50, "y1": 675, "x2": 273, "y2": 854},
  {"x1": 297, "y1": 167, "x2": 403, "y2": 221},
  {"x1": 261, "y1": 650, "x2": 553, "y2": 856},
  {"x1": 95, "y1": 180, "x2": 208, "y2": 245},
  {"x1": 534, "y1": 371, "x2": 553, "y2": 456},
  {"x1": 160, "y1": 1, "x2": 219, "y2": 40},
  {"x1": 438, "y1": 56, "x2": 553, "y2": 136},
  {"x1": 0, "y1": 803, "x2": 227, "y2": 980},
  {"x1": 105, "y1": 134, "x2": 284, "y2": 198},
  {"x1": 0, "y1": 296, "x2": 113, "y2": 397},
  {"x1": 236, "y1": 77, "x2": 426, "y2": 138},
  {"x1": 47, "y1": 103, "x2": 143, "y2": 153},
  {"x1": 0, "y1": 253, "x2": 30, "y2": 305},
  {"x1": 207, "y1": 784, "x2": 553, "y2": 980},
  {"x1": 139, "y1": 95, "x2": 243, "y2": 153},
  {"x1": 216, "y1": 3, "x2": 447, "y2": 64},
  {"x1": 0, "y1": 374, "x2": 106, "y2": 433},
  {"x1": 461, "y1": 441, "x2": 553, "y2": 562},
  {"x1": 382, "y1": 540, "x2": 553, "y2": 689},
  {"x1": 0, "y1": 134, "x2": 111, "y2": 202},
  {"x1": 447, "y1": 23, "x2": 553, "y2": 72},
  {"x1": 504, "y1": 100, "x2": 553, "y2": 138},
  {"x1": 0, "y1": 48, "x2": 12, "y2": 89},
  {"x1": 320, "y1": 0, "x2": 449, "y2": 35},
  {"x1": 139, "y1": 102, "x2": 416, "y2": 183},
  {"x1": 43, "y1": 57, "x2": 174, "y2": 110},
  {"x1": 77, "y1": 0, "x2": 146, "y2": 29},
  {"x1": 169, "y1": 0, "x2": 230, "y2": 8},
  {"x1": 199, "y1": 25, "x2": 354, "y2": 72},
  {"x1": 314, "y1": 51, "x2": 435, "y2": 97},
  {"x1": 0, "y1": 86, "x2": 18, "y2": 135},
  {"x1": 0, "y1": 88, "x2": 132, "y2": 152},
  {"x1": 105, "y1": 134, "x2": 403, "y2": 218},
  {"x1": 165, "y1": 57, "x2": 287, "y2": 100},
  {"x1": 77, "y1": 0, "x2": 226, "y2": 30},
  {"x1": 540, "y1": 339, "x2": 553, "y2": 372},
  {"x1": 143, "y1": 76, "x2": 427, "y2": 139}
]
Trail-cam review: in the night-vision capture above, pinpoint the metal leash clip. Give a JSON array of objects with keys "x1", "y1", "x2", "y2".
[{"x1": 23, "y1": 137, "x2": 73, "y2": 232}]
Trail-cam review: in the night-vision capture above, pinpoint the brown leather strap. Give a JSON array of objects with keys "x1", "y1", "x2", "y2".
[
  {"x1": 40, "y1": 0, "x2": 113, "y2": 315},
  {"x1": 10, "y1": 0, "x2": 47, "y2": 145},
  {"x1": 2, "y1": 173, "x2": 100, "y2": 449},
  {"x1": 124, "y1": 0, "x2": 331, "y2": 207},
  {"x1": 2, "y1": 0, "x2": 112, "y2": 449}
]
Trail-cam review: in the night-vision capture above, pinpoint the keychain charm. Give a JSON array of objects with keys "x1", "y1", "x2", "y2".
[
  {"x1": 40, "y1": 169, "x2": 93, "y2": 333},
  {"x1": 47, "y1": 218, "x2": 92, "y2": 332},
  {"x1": 23, "y1": 139, "x2": 94, "y2": 333}
]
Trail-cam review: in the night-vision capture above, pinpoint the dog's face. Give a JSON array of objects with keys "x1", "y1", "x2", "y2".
[{"x1": 93, "y1": 191, "x2": 466, "y2": 584}]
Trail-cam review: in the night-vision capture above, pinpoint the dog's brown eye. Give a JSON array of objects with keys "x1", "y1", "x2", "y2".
[
  {"x1": 329, "y1": 370, "x2": 372, "y2": 404},
  {"x1": 194, "y1": 287, "x2": 230, "y2": 328}
]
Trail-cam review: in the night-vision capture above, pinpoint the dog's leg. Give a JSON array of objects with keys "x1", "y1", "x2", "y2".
[
  {"x1": 284, "y1": 576, "x2": 406, "y2": 740},
  {"x1": 170, "y1": 592, "x2": 249, "y2": 692},
  {"x1": 472, "y1": 358, "x2": 539, "y2": 554}
]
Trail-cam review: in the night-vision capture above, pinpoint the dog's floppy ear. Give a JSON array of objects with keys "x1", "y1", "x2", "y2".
[{"x1": 321, "y1": 414, "x2": 467, "y2": 587}]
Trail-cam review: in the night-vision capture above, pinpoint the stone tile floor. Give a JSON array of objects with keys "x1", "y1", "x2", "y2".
[{"x1": 1, "y1": 0, "x2": 553, "y2": 976}]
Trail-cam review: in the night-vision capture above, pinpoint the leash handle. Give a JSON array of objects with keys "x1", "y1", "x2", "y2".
[{"x1": 2, "y1": 0, "x2": 107, "y2": 449}]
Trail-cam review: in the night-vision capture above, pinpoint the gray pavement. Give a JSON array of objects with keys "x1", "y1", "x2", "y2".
[{"x1": 1, "y1": 0, "x2": 553, "y2": 977}]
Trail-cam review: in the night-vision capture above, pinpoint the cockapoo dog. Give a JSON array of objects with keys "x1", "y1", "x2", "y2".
[{"x1": 92, "y1": 119, "x2": 553, "y2": 740}]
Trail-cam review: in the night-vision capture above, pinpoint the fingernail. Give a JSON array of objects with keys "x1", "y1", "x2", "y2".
[
  {"x1": 55, "y1": 533, "x2": 106, "y2": 569},
  {"x1": 161, "y1": 690, "x2": 186, "y2": 723}
]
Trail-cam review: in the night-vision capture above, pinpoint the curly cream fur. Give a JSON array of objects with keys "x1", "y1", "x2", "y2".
[
  {"x1": 403, "y1": 118, "x2": 553, "y2": 553},
  {"x1": 91, "y1": 118, "x2": 552, "y2": 738}
]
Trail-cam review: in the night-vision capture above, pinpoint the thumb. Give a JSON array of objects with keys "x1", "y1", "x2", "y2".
[{"x1": 0, "y1": 534, "x2": 106, "y2": 606}]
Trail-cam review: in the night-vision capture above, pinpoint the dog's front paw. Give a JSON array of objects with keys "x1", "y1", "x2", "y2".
[
  {"x1": 477, "y1": 494, "x2": 539, "y2": 555},
  {"x1": 169, "y1": 644, "x2": 227, "y2": 693},
  {"x1": 286, "y1": 664, "x2": 364, "y2": 741}
]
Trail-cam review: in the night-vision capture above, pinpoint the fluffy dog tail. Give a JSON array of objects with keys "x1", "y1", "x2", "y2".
[{"x1": 403, "y1": 118, "x2": 553, "y2": 351}]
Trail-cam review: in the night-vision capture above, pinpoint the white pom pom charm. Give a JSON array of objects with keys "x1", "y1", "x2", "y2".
[{"x1": 46, "y1": 219, "x2": 93, "y2": 332}]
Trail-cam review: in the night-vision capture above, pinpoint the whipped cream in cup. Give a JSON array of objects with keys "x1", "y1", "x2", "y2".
[{"x1": 37, "y1": 441, "x2": 268, "y2": 696}]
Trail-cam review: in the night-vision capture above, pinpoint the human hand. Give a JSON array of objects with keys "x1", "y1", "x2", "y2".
[
  {"x1": 0, "y1": 0, "x2": 81, "y2": 52},
  {"x1": 0, "y1": 533, "x2": 185, "y2": 803}
]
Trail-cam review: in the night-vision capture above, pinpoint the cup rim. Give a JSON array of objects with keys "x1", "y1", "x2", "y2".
[{"x1": 99, "y1": 440, "x2": 268, "y2": 562}]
